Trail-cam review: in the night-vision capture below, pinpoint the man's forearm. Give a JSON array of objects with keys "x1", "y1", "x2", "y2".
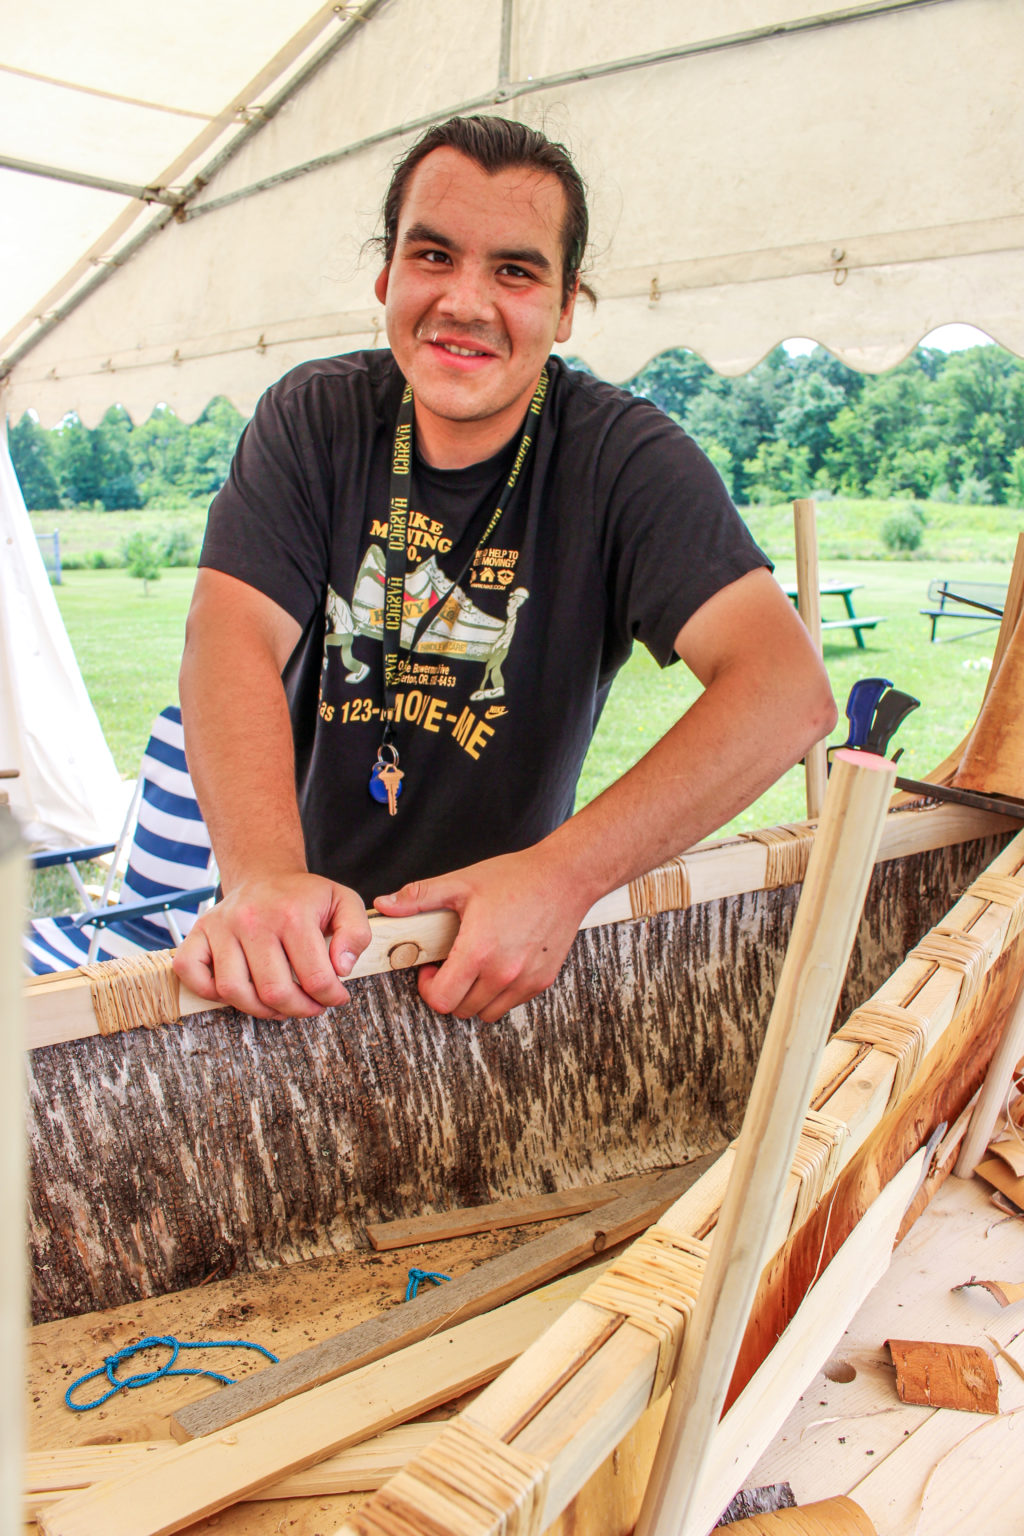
[
  {"x1": 179, "y1": 600, "x2": 306, "y2": 892},
  {"x1": 536, "y1": 651, "x2": 835, "y2": 914}
]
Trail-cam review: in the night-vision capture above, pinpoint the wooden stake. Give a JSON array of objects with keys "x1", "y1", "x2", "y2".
[
  {"x1": 793, "y1": 497, "x2": 828, "y2": 820},
  {"x1": 896, "y1": 530, "x2": 1024, "y2": 795},
  {"x1": 954, "y1": 970, "x2": 1024, "y2": 1176},
  {"x1": 953, "y1": 600, "x2": 1024, "y2": 798},
  {"x1": 0, "y1": 811, "x2": 25, "y2": 1536},
  {"x1": 636, "y1": 749, "x2": 897, "y2": 1536}
]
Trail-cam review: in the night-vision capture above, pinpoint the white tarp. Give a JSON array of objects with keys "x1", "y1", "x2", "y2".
[
  {"x1": 0, "y1": 435, "x2": 127, "y2": 848},
  {"x1": 2, "y1": 0, "x2": 1023, "y2": 426}
]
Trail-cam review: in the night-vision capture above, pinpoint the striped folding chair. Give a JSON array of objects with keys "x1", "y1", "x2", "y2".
[{"x1": 25, "y1": 705, "x2": 217, "y2": 974}]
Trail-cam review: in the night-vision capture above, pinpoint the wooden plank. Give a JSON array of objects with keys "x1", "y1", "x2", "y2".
[
  {"x1": 679, "y1": 1150, "x2": 924, "y2": 1536},
  {"x1": 37, "y1": 1265, "x2": 598, "y2": 1536},
  {"x1": 24, "y1": 1423, "x2": 440, "y2": 1518},
  {"x1": 24, "y1": 800, "x2": 1016, "y2": 1050},
  {"x1": 364, "y1": 1174, "x2": 649, "y2": 1250},
  {"x1": 636, "y1": 750, "x2": 897, "y2": 1536},
  {"x1": 792, "y1": 497, "x2": 828, "y2": 820},
  {"x1": 171, "y1": 1158, "x2": 714, "y2": 1442},
  {"x1": 913, "y1": 1414, "x2": 1024, "y2": 1536}
]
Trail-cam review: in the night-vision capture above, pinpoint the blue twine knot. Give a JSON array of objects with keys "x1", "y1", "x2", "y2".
[
  {"x1": 65, "y1": 1334, "x2": 280, "y2": 1412},
  {"x1": 404, "y1": 1268, "x2": 451, "y2": 1302}
]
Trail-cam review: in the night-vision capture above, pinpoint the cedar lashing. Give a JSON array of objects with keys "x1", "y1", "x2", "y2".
[
  {"x1": 738, "y1": 824, "x2": 815, "y2": 890},
  {"x1": 79, "y1": 951, "x2": 180, "y2": 1034},
  {"x1": 582, "y1": 1231, "x2": 709, "y2": 1400},
  {"x1": 835, "y1": 1002, "x2": 930, "y2": 1109},
  {"x1": 628, "y1": 856, "x2": 691, "y2": 918},
  {"x1": 345, "y1": 1420, "x2": 548, "y2": 1536}
]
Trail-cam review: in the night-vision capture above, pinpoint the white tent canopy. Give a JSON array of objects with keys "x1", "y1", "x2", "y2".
[
  {"x1": 0, "y1": 433, "x2": 127, "y2": 847},
  {"x1": 2, "y1": 0, "x2": 1023, "y2": 428}
]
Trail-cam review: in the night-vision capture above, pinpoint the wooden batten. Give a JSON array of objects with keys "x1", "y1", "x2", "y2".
[{"x1": 332, "y1": 824, "x2": 1024, "y2": 1536}]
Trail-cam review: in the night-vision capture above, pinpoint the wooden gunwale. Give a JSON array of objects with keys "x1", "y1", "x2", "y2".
[{"x1": 22, "y1": 798, "x2": 1015, "y2": 1051}]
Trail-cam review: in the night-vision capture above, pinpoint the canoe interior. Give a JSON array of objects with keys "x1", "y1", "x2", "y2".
[{"x1": 26, "y1": 832, "x2": 1009, "y2": 1323}]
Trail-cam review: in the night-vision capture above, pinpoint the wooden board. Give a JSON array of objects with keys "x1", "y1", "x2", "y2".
[
  {"x1": 36, "y1": 1267, "x2": 599, "y2": 1536},
  {"x1": 364, "y1": 1174, "x2": 649, "y2": 1250},
  {"x1": 24, "y1": 1231, "x2": 527, "y2": 1536},
  {"x1": 172, "y1": 1159, "x2": 715, "y2": 1441}
]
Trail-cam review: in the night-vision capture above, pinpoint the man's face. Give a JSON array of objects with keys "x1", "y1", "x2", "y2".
[{"x1": 374, "y1": 147, "x2": 577, "y2": 466}]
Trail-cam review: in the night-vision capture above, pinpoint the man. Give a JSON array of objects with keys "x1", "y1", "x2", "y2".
[{"x1": 175, "y1": 116, "x2": 835, "y2": 1025}]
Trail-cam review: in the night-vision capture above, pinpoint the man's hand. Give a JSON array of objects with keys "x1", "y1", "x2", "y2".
[
  {"x1": 374, "y1": 848, "x2": 591, "y2": 1024},
  {"x1": 174, "y1": 874, "x2": 371, "y2": 1020}
]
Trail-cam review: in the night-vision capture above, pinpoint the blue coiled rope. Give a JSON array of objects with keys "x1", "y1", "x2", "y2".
[
  {"x1": 404, "y1": 1268, "x2": 451, "y2": 1301},
  {"x1": 65, "y1": 1334, "x2": 280, "y2": 1412}
]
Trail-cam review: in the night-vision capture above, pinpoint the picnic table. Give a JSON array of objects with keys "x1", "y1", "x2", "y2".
[
  {"x1": 920, "y1": 577, "x2": 1007, "y2": 642},
  {"x1": 781, "y1": 578, "x2": 885, "y2": 649}
]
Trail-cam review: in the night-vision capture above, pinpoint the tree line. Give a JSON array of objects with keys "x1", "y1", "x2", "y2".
[{"x1": 10, "y1": 343, "x2": 1024, "y2": 511}]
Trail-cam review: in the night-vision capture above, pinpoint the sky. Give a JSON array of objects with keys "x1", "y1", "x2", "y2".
[{"x1": 785, "y1": 324, "x2": 993, "y2": 357}]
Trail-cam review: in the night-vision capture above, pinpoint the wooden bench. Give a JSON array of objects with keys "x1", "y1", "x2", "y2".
[
  {"x1": 920, "y1": 578, "x2": 1007, "y2": 642},
  {"x1": 782, "y1": 580, "x2": 886, "y2": 650}
]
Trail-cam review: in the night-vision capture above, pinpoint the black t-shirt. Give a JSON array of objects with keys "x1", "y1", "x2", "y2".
[{"x1": 200, "y1": 351, "x2": 769, "y2": 900}]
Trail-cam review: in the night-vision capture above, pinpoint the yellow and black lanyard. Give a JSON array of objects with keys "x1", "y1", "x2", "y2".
[{"x1": 370, "y1": 368, "x2": 548, "y2": 812}]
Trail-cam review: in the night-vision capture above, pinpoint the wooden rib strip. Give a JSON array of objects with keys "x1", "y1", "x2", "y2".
[
  {"x1": 581, "y1": 1229, "x2": 709, "y2": 1400},
  {"x1": 835, "y1": 1001, "x2": 931, "y2": 1108},
  {"x1": 79, "y1": 951, "x2": 180, "y2": 1034},
  {"x1": 967, "y1": 872, "x2": 1024, "y2": 945},
  {"x1": 910, "y1": 926, "x2": 990, "y2": 1011},
  {"x1": 739, "y1": 824, "x2": 815, "y2": 889},
  {"x1": 345, "y1": 1418, "x2": 548, "y2": 1536},
  {"x1": 628, "y1": 856, "x2": 691, "y2": 919},
  {"x1": 789, "y1": 1110, "x2": 849, "y2": 1231}
]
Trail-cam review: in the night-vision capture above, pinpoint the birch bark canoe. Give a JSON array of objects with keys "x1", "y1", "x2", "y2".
[{"x1": 24, "y1": 809, "x2": 1012, "y2": 1324}]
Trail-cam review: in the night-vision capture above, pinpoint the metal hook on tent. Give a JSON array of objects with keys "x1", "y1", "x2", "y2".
[{"x1": 831, "y1": 247, "x2": 848, "y2": 286}]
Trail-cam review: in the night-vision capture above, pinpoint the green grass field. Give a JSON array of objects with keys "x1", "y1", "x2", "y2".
[{"x1": 50, "y1": 536, "x2": 1012, "y2": 840}]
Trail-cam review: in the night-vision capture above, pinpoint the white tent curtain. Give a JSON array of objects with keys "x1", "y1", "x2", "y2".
[
  {"x1": 0, "y1": 433, "x2": 127, "y2": 848},
  {"x1": 2, "y1": 0, "x2": 1023, "y2": 427}
]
